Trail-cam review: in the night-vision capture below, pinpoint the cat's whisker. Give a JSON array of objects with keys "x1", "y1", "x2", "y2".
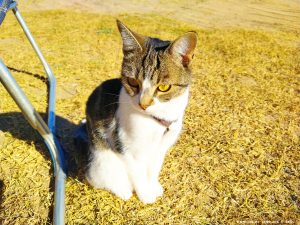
[
  {"x1": 104, "y1": 101, "x2": 131, "y2": 108},
  {"x1": 103, "y1": 93, "x2": 120, "y2": 97}
]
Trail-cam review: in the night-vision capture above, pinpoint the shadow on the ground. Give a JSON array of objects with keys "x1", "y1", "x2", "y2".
[
  {"x1": 1, "y1": 65, "x2": 89, "y2": 179},
  {"x1": 7, "y1": 66, "x2": 48, "y2": 83},
  {"x1": 0, "y1": 111, "x2": 89, "y2": 180},
  {"x1": 0, "y1": 110, "x2": 90, "y2": 222}
]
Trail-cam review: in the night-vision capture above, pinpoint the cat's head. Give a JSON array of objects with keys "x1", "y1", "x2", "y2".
[{"x1": 117, "y1": 20, "x2": 197, "y2": 121}]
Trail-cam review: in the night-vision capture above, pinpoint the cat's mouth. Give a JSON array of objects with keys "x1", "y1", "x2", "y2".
[
  {"x1": 151, "y1": 116, "x2": 176, "y2": 128},
  {"x1": 131, "y1": 97, "x2": 177, "y2": 127}
]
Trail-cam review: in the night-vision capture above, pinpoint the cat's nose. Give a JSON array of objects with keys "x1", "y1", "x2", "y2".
[
  {"x1": 139, "y1": 94, "x2": 153, "y2": 110},
  {"x1": 139, "y1": 99, "x2": 153, "y2": 110},
  {"x1": 139, "y1": 103, "x2": 149, "y2": 110}
]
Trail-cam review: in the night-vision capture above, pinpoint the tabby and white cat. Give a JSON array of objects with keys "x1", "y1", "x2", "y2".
[{"x1": 85, "y1": 20, "x2": 197, "y2": 204}]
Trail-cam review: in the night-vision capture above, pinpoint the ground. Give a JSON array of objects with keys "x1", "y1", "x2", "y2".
[{"x1": 0, "y1": 0, "x2": 300, "y2": 224}]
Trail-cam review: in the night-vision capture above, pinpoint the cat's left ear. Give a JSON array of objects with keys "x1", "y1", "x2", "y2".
[
  {"x1": 116, "y1": 20, "x2": 147, "y2": 53},
  {"x1": 169, "y1": 32, "x2": 198, "y2": 67}
]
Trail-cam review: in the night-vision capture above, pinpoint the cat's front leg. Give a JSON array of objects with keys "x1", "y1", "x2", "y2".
[
  {"x1": 148, "y1": 124, "x2": 182, "y2": 198},
  {"x1": 150, "y1": 180, "x2": 164, "y2": 198},
  {"x1": 135, "y1": 175, "x2": 158, "y2": 204},
  {"x1": 86, "y1": 148, "x2": 133, "y2": 200},
  {"x1": 148, "y1": 150, "x2": 166, "y2": 198},
  {"x1": 124, "y1": 154, "x2": 159, "y2": 204}
]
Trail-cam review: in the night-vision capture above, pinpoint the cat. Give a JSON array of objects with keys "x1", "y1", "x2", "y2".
[{"x1": 85, "y1": 20, "x2": 197, "y2": 204}]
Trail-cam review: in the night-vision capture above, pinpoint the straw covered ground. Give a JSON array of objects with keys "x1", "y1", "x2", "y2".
[{"x1": 0, "y1": 3, "x2": 300, "y2": 225}]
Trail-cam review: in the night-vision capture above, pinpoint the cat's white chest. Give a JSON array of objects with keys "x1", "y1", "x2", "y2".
[
  {"x1": 119, "y1": 112, "x2": 180, "y2": 157},
  {"x1": 116, "y1": 87, "x2": 188, "y2": 159}
]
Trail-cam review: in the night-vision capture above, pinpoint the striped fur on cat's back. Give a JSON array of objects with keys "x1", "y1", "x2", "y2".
[{"x1": 85, "y1": 20, "x2": 197, "y2": 203}]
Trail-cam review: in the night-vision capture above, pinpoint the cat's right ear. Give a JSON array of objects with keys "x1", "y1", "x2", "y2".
[
  {"x1": 169, "y1": 31, "x2": 198, "y2": 68},
  {"x1": 116, "y1": 20, "x2": 146, "y2": 53}
]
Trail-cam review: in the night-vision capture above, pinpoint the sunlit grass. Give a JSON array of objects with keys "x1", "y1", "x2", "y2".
[{"x1": 0, "y1": 10, "x2": 299, "y2": 224}]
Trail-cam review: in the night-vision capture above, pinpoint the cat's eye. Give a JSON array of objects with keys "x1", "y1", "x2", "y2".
[
  {"x1": 157, "y1": 84, "x2": 171, "y2": 92},
  {"x1": 127, "y1": 77, "x2": 139, "y2": 88}
]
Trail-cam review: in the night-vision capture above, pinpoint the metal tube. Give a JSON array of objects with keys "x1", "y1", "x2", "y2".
[
  {"x1": 0, "y1": 60, "x2": 66, "y2": 225},
  {"x1": 0, "y1": 60, "x2": 51, "y2": 137},
  {"x1": 12, "y1": 6, "x2": 56, "y2": 132},
  {"x1": 2, "y1": 3, "x2": 66, "y2": 224}
]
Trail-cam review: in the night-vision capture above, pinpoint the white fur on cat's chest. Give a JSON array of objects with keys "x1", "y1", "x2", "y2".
[
  {"x1": 117, "y1": 87, "x2": 187, "y2": 159},
  {"x1": 118, "y1": 110, "x2": 182, "y2": 160}
]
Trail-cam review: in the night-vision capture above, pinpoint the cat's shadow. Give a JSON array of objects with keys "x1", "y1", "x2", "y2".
[
  {"x1": 0, "y1": 66, "x2": 90, "y2": 222},
  {"x1": 0, "y1": 111, "x2": 90, "y2": 222},
  {"x1": 0, "y1": 111, "x2": 88, "y2": 181}
]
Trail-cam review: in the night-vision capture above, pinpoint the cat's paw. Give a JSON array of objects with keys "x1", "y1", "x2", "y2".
[
  {"x1": 114, "y1": 189, "x2": 133, "y2": 201},
  {"x1": 153, "y1": 182, "x2": 164, "y2": 197},
  {"x1": 137, "y1": 191, "x2": 158, "y2": 204},
  {"x1": 136, "y1": 183, "x2": 163, "y2": 204}
]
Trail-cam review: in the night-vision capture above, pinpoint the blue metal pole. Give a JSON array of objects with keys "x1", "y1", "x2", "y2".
[
  {"x1": 0, "y1": 60, "x2": 66, "y2": 225},
  {"x1": 12, "y1": 6, "x2": 56, "y2": 132},
  {"x1": 1, "y1": 2, "x2": 66, "y2": 224}
]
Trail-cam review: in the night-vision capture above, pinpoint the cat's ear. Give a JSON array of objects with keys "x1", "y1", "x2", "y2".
[
  {"x1": 169, "y1": 32, "x2": 197, "y2": 67},
  {"x1": 116, "y1": 20, "x2": 146, "y2": 52}
]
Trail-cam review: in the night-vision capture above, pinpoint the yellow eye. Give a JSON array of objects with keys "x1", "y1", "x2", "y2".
[
  {"x1": 127, "y1": 77, "x2": 139, "y2": 87},
  {"x1": 158, "y1": 84, "x2": 171, "y2": 92}
]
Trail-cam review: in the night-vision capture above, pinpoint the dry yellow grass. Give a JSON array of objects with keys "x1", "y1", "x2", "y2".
[{"x1": 0, "y1": 9, "x2": 300, "y2": 225}]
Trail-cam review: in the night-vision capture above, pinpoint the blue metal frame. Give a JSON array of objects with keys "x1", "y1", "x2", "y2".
[{"x1": 0, "y1": 1, "x2": 66, "y2": 225}]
